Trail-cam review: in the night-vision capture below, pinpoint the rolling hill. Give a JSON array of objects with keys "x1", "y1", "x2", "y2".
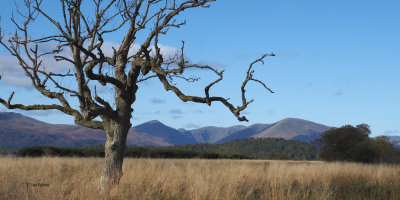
[
  {"x1": 0, "y1": 112, "x2": 333, "y2": 149},
  {"x1": 180, "y1": 125, "x2": 246, "y2": 144},
  {"x1": 0, "y1": 112, "x2": 168, "y2": 149},
  {"x1": 252, "y1": 118, "x2": 331, "y2": 142},
  {"x1": 134, "y1": 120, "x2": 196, "y2": 145}
]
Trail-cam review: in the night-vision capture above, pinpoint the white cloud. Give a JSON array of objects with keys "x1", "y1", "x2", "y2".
[
  {"x1": 155, "y1": 44, "x2": 180, "y2": 61},
  {"x1": 0, "y1": 44, "x2": 74, "y2": 88},
  {"x1": 97, "y1": 41, "x2": 179, "y2": 61},
  {"x1": 0, "y1": 40, "x2": 180, "y2": 88}
]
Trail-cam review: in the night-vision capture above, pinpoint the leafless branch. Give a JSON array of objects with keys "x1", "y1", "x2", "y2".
[
  {"x1": 0, "y1": 0, "x2": 271, "y2": 127},
  {"x1": 153, "y1": 52, "x2": 274, "y2": 122}
]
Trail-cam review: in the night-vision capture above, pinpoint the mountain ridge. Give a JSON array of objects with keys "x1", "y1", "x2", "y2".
[
  {"x1": 1, "y1": 112, "x2": 334, "y2": 149},
  {"x1": 252, "y1": 118, "x2": 331, "y2": 142}
]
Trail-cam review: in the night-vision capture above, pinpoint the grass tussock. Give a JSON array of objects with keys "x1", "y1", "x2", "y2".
[{"x1": 0, "y1": 157, "x2": 399, "y2": 200}]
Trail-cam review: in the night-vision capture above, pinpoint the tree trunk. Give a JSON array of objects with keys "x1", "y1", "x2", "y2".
[{"x1": 98, "y1": 119, "x2": 129, "y2": 192}]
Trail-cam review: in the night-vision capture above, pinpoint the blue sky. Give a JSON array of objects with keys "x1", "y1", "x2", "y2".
[{"x1": 0, "y1": 0, "x2": 399, "y2": 136}]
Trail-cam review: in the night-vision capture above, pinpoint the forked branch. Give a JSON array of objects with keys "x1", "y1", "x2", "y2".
[{"x1": 154, "y1": 53, "x2": 275, "y2": 122}]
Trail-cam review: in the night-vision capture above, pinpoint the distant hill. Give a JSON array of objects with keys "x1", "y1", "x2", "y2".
[
  {"x1": 0, "y1": 112, "x2": 103, "y2": 149},
  {"x1": 214, "y1": 118, "x2": 330, "y2": 144},
  {"x1": 387, "y1": 136, "x2": 400, "y2": 143},
  {"x1": 0, "y1": 112, "x2": 168, "y2": 149},
  {"x1": 0, "y1": 112, "x2": 332, "y2": 149},
  {"x1": 134, "y1": 120, "x2": 196, "y2": 145},
  {"x1": 179, "y1": 125, "x2": 246, "y2": 144},
  {"x1": 375, "y1": 135, "x2": 400, "y2": 149},
  {"x1": 216, "y1": 123, "x2": 272, "y2": 144},
  {"x1": 252, "y1": 118, "x2": 331, "y2": 143}
]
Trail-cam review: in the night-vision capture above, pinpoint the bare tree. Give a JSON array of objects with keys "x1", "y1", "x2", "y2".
[{"x1": 0, "y1": 0, "x2": 274, "y2": 191}]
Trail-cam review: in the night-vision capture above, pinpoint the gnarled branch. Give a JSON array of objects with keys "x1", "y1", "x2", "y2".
[{"x1": 153, "y1": 52, "x2": 275, "y2": 122}]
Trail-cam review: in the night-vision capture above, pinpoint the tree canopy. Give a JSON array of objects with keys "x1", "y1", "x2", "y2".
[{"x1": 319, "y1": 124, "x2": 399, "y2": 163}]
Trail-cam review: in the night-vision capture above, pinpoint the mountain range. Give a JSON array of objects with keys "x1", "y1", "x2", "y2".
[{"x1": 0, "y1": 112, "x2": 332, "y2": 149}]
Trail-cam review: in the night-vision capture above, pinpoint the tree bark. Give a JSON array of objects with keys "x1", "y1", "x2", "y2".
[{"x1": 98, "y1": 118, "x2": 130, "y2": 192}]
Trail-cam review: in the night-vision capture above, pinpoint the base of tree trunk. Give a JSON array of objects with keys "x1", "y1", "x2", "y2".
[
  {"x1": 98, "y1": 121, "x2": 128, "y2": 192},
  {"x1": 98, "y1": 171, "x2": 123, "y2": 192}
]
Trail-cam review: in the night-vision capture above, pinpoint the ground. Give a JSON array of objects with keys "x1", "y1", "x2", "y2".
[{"x1": 0, "y1": 157, "x2": 399, "y2": 200}]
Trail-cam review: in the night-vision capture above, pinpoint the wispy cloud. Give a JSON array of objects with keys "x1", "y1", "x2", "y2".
[
  {"x1": 21, "y1": 109, "x2": 62, "y2": 116},
  {"x1": 384, "y1": 130, "x2": 400, "y2": 135},
  {"x1": 311, "y1": 52, "x2": 320, "y2": 57},
  {"x1": 151, "y1": 98, "x2": 166, "y2": 104},
  {"x1": 196, "y1": 61, "x2": 225, "y2": 68},
  {"x1": 266, "y1": 109, "x2": 274, "y2": 115},
  {"x1": 169, "y1": 109, "x2": 183, "y2": 115},
  {"x1": 267, "y1": 52, "x2": 320, "y2": 58},
  {"x1": 279, "y1": 52, "x2": 301, "y2": 58},
  {"x1": 232, "y1": 52, "x2": 252, "y2": 60},
  {"x1": 131, "y1": 116, "x2": 139, "y2": 121},
  {"x1": 334, "y1": 90, "x2": 343, "y2": 96},
  {"x1": 241, "y1": 111, "x2": 250, "y2": 115},
  {"x1": 172, "y1": 115, "x2": 181, "y2": 119},
  {"x1": 184, "y1": 122, "x2": 200, "y2": 129},
  {"x1": 233, "y1": 52, "x2": 276, "y2": 61}
]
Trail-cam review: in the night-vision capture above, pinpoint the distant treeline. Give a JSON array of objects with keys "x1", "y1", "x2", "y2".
[
  {"x1": 15, "y1": 137, "x2": 317, "y2": 160},
  {"x1": 0, "y1": 149, "x2": 17, "y2": 155},
  {"x1": 170, "y1": 138, "x2": 318, "y2": 160},
  {"x1": 10, "y1": 130, "x2": 400, "y2": 163},
  {"x1": 17, "y1": 146, "x2": 249, "y2": 159}
]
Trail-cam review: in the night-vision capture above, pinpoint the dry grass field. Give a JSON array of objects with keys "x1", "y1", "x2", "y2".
[{"x1": 0, "y1": 157, "x2": 399, "y2": 200}]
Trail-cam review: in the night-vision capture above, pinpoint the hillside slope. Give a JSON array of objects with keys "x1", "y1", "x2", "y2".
[
  {"x1": 181, "y1": 125, "x2": 246, "y2": 144},
  {"x1": 0, "y1": 112, "x2": 333, "y2": 149},
  {"x1": 252, "y1": 118, "x2": 331, "y2": 142},
  {"x1": 134, "y1": 120, "x2": 197, "y2": 145},
  {"x1": 0, "y1": 112, "x2": 169, "y2": 149},
  {"x1": 215, "y1": 124, "x2": 272, "y2": 144}
]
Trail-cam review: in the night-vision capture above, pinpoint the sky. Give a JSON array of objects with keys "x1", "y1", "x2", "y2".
[{"x1": 0, "y1": 0, "x2": 399, "y2": 137}]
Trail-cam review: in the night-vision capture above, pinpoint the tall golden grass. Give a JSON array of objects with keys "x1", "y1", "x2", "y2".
[{"x1": 0, "y1": 157, "x2": 399, "y2": 200}]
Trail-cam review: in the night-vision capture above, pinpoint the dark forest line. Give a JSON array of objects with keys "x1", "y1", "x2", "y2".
[{"x1": 16, "y1": 137, "x2": 317, "y2": 160}]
